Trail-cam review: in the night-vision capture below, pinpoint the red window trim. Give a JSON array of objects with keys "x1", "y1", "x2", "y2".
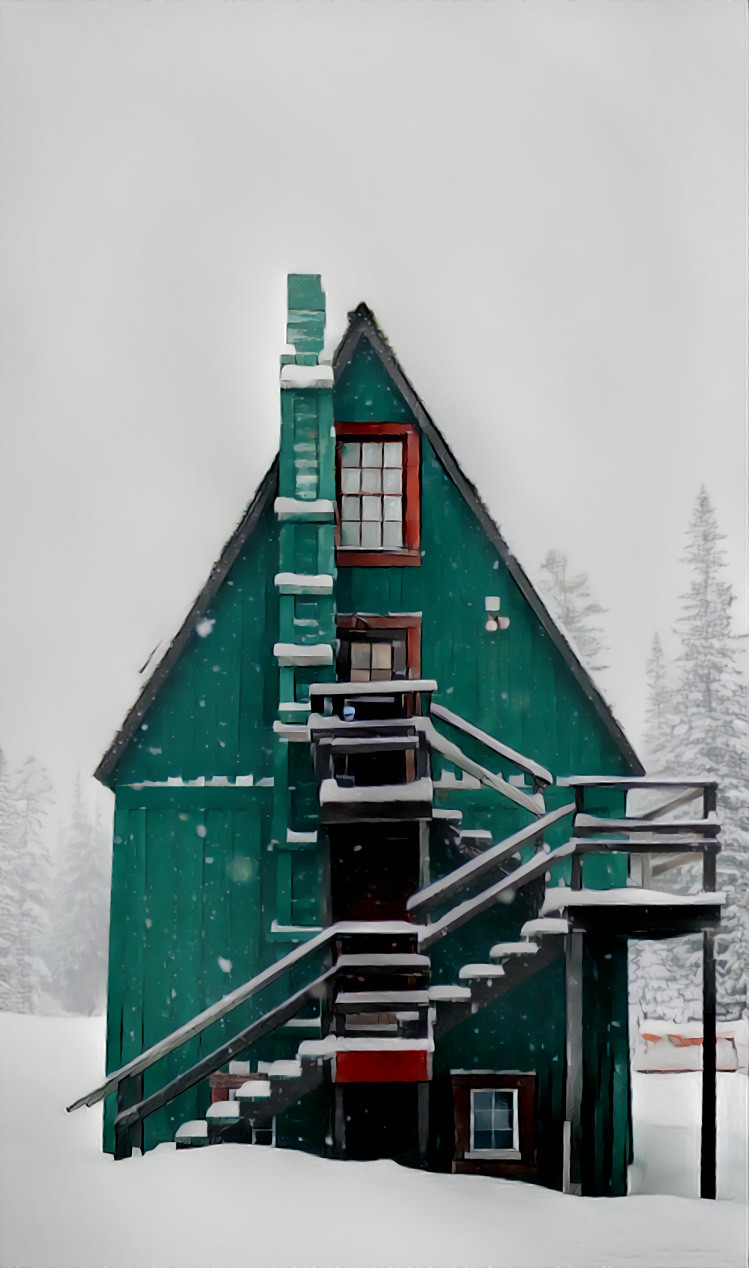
[
  {"x1": 335, "y1": 422, "x2": 420, "y2": 567},
  {"x1": 336, "y1": 614, "x2": 422, "y2": 677}
]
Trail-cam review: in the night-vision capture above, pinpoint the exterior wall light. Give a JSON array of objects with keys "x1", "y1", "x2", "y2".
[{"x1": 485, "y1": 596, "x2": 510, "y2": 633}]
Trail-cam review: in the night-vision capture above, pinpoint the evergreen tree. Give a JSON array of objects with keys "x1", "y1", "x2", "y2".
[
  {"x1": 642, "y1": 633, "x2": 677, "y2": 772},
  {"x1": 538, "y1": 549, "x2": 609, "y2": 674},
  {"x1": 632, "y1": 490, "x2": 749, "y2": 1023},
  {"x1": 12, "y1": 758, "x2": 54, "y2": 1012},
  {"x1": 671, "y1": 489, "x2": 749, "y2": 1018},
  {"x1": 51, "y1": 778, "x2": 111, "y2": 1015}
]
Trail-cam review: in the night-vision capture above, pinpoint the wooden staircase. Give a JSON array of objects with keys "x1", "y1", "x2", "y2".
[{"x1": 68, "y1": 681, "x2": 724, "y2": 1197}]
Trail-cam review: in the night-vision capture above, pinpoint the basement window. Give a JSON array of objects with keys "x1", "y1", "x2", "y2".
[
  {"x1": 467, "y1": 1088, "x2": 520, "y2": 1159},
  {"x1": 335, "y1": 424, "x2": 420, "y2": 566}
]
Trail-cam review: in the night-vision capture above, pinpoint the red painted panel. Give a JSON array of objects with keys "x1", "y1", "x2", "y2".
[
  {"x1": 335, "y1": 1049, "x2": 430, "y2": 1084},
  {"x1": 211, "y1": 1087, "x2": 229, "y2": 1103}
]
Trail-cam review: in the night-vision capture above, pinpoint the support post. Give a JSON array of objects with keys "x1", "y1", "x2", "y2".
[
  {"x1": 563, "y1": 930, "x2": 584, "y2": 1194},
  {"x1": 333, "y1": 1084, "x2": 346, "y2": 1159},
  {"x1": 701, "y1": 927, "x2": 717, "y2": 1199},
  {"x1": 114, "y1": 1073, "x2": 144, "y2": 1160},
  {"x1": 417, "y1": 1082, "x2": 430, "y2": 1164}
]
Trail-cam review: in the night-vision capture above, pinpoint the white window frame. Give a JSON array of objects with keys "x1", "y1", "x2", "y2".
[{"x1": 467, "y1": 1086, "x2": 520, "y2": 1160}]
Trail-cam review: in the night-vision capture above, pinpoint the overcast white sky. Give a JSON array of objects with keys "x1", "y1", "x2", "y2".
[{"x1": 1, "y1": 0, "x2": 746, "y2": 802}]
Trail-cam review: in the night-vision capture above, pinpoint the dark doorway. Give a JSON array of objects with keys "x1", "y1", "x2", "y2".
[
  {"x1": 329, "y1": 824, "x2": 421, "y2": 922},
  {"x1": 342, "y1": 1083, "x2": 419, "y2": 1160}
]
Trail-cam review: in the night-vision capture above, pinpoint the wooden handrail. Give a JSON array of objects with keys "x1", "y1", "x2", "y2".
[
  {"x1": 68, "y1": 920, "x2": 415, "y2": 1112},
  {"x1": 113, "y1": 965, "x2": 338, "y2": 1147},
  {"x1": 419, "y1": 840, "x2": 576, "y2": 951},
  {"x1": 430, "y1": 702, "x2": 553, "y2": 787},
  {"x1": 417, "y1": 719, "x2": 544, "y2": 816},
  {"x1": 408, "y1": 802, "x2": 575, "y2": 915}
]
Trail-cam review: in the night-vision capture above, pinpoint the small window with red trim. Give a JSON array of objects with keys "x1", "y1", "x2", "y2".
[{"x1": 335, "y1": 424, "x2": 420, "y2": 566}]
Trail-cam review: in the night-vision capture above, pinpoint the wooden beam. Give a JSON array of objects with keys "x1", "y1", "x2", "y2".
[
  {"x1": 418, "y1": 840, "x2": 575, "y2": 950},
  {"x1": 701, "y1": 928, "x2": 717, "y2": 1199},
  {"x1": 429, "y1": 702, "x2": 552, "y2": 787},
  {"x1": 564, "y1": 932, "x2": 584, "y2": 1194},
  {"x1": 408, "y1": 801, "x2": 574, "y2": 914},
  {"x1": 114, "y1": 967, "x2": 338, "y2": 1137},
  {"x1": 638, "y1": 788, "x2": 701, "y2": 820},
  {"x1": 70, "y1": 922, "x2": 377, "y2": 1111}
]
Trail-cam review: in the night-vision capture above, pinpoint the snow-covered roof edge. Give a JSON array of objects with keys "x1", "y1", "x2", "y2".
[
  {"x1": 333, "y1": 303, "x2": 643, "y2": 777},
  {"x1": 94, "y1": 459, "x2": 279, "y2": 788}
]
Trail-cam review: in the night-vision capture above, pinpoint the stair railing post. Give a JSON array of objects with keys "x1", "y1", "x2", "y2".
[
  {"x1": 114, "y1": 1072, "x2": 144, "y2": 1160},
  {"x1": 701, "y1": 927, "x2": 717, "y2": 1199},
  {"x1": 701, "y1": 789, "x2": 718, "y2": 1200},
  {"x1": 563, "y1": 930, "x2": 584, "y2": 1194},
  {"x1": 571, "y1": 788, "x2": 585, "y2": 891},
  {"x1": 333, "y1": 1084, "x2": 346, "y2": 1159}
]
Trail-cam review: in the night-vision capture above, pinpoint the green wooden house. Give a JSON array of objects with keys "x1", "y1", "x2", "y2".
[{"x1": 71, "y1": 275, "x2": 723, "y2": 1198}]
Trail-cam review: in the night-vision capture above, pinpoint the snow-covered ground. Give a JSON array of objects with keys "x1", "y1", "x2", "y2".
[{"x1": 0, "y1": 1014, "x2": 746, "y2": 1268}]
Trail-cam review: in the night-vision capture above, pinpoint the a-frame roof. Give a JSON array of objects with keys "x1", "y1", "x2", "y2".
[{"x1": 95, "y1": 304, "x2": 643, "y2": 786}]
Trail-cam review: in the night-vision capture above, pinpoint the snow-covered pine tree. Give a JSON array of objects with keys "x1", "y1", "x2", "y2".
[
  {"x1": 0, "y1": 747, "x2": 21, "y2": 1010},
  {"x1": 669, "y1": 489, "x2": 748, "y2": 1019},
  {"x1": 538, "y1": 549, "x2": 609, "y2": 674},
  {"x1": 642, "y1": 633, "x2": 676, "y2": 771},
  {"x1": 12, "y1": 757, "x2": 54, "y2": 1012},
  {"x1": 51, "y1": 778, "x2": 111, "y2": 1015},
  {"x1": 629, "y1": 938, "x2": 699, "y2": 1023}
]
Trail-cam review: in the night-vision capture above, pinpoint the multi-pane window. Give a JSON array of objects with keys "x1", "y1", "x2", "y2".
[
  {"x1": 344, "y1": 635, "x2": 408, "y2": 683},
  {"x1": 339, "y1": 440, "x2": 404, "y2": 550},
  {"x1": 470, "y1": 1088, "x2": 519, "y2": 1154}
]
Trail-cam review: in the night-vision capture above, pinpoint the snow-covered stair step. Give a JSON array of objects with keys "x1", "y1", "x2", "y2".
[
  {"x1": 260, "y1": 1059, "x2": 303, "y2": 1080},
  {"x1": 432, "y1": 807, "x2": 463, "y2": 824},
  {"x1": 574, "y1": 813, "x2": 719, "y2": 835},
  {"x1": 174, "y1": 1120, "x2": 208, "y2": 1147},
  {"x1": 428, "y1": 984, "x2": 472, "y2": 1002},
  {"x1": 520, "y1": 917, "x2": 569, "y2": 938},
  {"x1": 206, "y1": 1101, "x2": 242, "y2": 1124},
  {"x1": 335, "y1": 953, "x2": 430, "y2": 971},
  {"x1": 228, "y1": 1060, "x2": 252, "y2": 1076},
  {"x1": 459, "y1": 829, "x2": 492, "y2": 846},
  {"x1": 335, "y1": 990, "x2": 430, "y2": 1008},
  {"x1": 236, "y1": 1080, "x2": 272, "y2": 1101},
  {"x1": 297, "y1": 1036, "x2": 338, "y2": 1061},
  {"x1": 458, "y1": 964, "x2": 506, "y2": 981},
  {"x1": 489, "y1": 941, "x2": 540, "y2": 960}
]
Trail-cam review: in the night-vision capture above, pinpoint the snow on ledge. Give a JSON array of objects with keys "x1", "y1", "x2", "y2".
[
  {"x1": 280, "y1": 363, "x2": 334, "y2": 389},
  {"x1": 274, "y1": 572, "x2": 334, "y2": 593},
  {"x1": 274, "y1": 643, "x2": 334, "y2": 667},
  {"x1": 274, "y1": 497, "x2": 335, "y2": 519},
  {"x1": 428, "y1": 985, "x2": 472, "y2": 1001},
  {"x1": 320, "y1": 777, "x2": 433, "y2": 805},
  {"x1": 174, "y1": 1120, "x2": 208, "y2": 1139},
  {"x1": 489, "y1": 942, "x2": 539, "y2": 958},
  {"x1": 542, "y1": 887, "x2": 726, "y2": 913},
  {"x1": 458, "y1": 964, "x2": 506, "y2": 980},
  {"x1": 520, "y1": 918, "x2": 569, "y2": 937},
  {"x1": 206, "y1": 1102, "x2": 241, "y2": 1119},
  {"x1": 237, "y1": 1080, "x2": 272, "y2": 1099},
  {"x1": 309, "y1": 678, "x2": 438, "y2": 697}
]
